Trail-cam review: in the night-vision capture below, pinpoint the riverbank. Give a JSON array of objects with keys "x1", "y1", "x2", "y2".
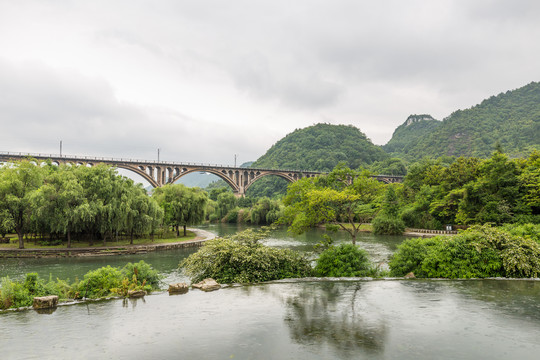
[{"x1": 0, "y1": 228, "x2": 216, "y2": 258}]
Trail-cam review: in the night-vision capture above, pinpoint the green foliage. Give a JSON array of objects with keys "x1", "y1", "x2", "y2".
[
  {"x1": 0, "y1": 161, "x2": 164, "y2": 247},
  {"x1": 153, "y1": 183, "x2": 207, "y2": 236},
  {"x1": 389, "y1": 225, "x2": 540, "y2": 278},
  {"x1": 420, "y1": 236, "x2": 504, "y2": 278},
  {"x1": 399, "y1": 151, "x2": 540, "y2": 228},
  {"x1": 0, "y1": 261, "x2": 161, "y2": 309},
  {"x1": 387, "y1": 82, "x2": 540, "y2": 160},
  {"x1": 372, "y1": 215, "x2": 405, "y2": 235},
  {"x1": 249, "y1": 123, "x2": 388, "y2": 197},
  {"x1": 180, "y1": 227, "x2": 313, "y2": 283},
  {"x1": 250, "y1": 197, "x2": 282, "y2": 225},
  {"x1": 383, "y1": 114, "x2": 441, "y2": 155},
  {"x1": 314, "y1": 244, "x2": 372, "y2": 277},
  {"x1": 502, "y1": 223, "x2": 540, "y2": 244},
  {"x1": 77, "y1": 266, "x2": 124, "y2": 298},
  {"x1": 388, "y1": 237, "x2": 439, "y2": 277},
  {"x1": 372, "y1": 186, "x2": 405, "y2": 235},
  {"x1": 369, "y1": 158, "x2": 408, "y2": 176},
  {"x1": 121, "y1": 260, "x2": 162, "y2": 288},
  {"x1": 281, "y1": 164, "x2": 383, "y2": 244}
]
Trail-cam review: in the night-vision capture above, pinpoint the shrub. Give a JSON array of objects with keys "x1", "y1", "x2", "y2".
[
  {"x1": 122, "y1": 260, "x2": 162, "y2": 288},
  {"x1": 181, "y1": 227, "x2": 312, "y2": 283},
  {"x1": 314, "y1": 244, "x2": 372, "y2": 277},
  {"x1": 388, "y1": 237, "x2": 439, "y2": 277},
  {"x1": 77, "y1": 266, "x2": 124, "y2": 298},
  {"x1": 420, "y1": 236, "x2": 504, "y2": 278},
  {"x1": 372, "y1": 214, "x2": 405, "y2": 235},
  {"x1": 389, "y1": 225, "x2": 540, "y2": 278}
]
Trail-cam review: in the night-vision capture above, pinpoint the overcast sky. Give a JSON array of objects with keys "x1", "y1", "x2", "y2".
[{"x1": 1, "y1": 0, "x2": 539, "y2": 167}]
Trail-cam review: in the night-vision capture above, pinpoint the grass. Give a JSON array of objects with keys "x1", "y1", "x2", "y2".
[
  {"x1": 0, "y1": 230, "x2": 198, "y2": 249},
  {"x1": 339, "y1": 223, "x2": 373, "y2": 232}
]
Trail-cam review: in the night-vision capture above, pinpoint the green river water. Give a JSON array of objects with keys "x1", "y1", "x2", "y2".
[{"x1": 1, "y1": 224, "x2": 539, "y2": 359}]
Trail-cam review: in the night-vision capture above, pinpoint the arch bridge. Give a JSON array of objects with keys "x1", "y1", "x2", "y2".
[{"x1": 0, "y1": 152, "x2": 403, "y2": 196}]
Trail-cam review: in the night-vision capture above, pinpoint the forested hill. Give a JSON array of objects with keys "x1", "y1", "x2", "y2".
[
  {"x1": 383, "y1": 114, "x2": 441, "y2": 155},
  {"x1": 387, "y1": 82, "x2": 540, "y2": 160},
  {"x1": 253, "y1": 123, "x2": 388, "y2": 171}
]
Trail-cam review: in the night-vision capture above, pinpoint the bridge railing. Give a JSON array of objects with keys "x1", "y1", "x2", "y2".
[{"x1": 0, "y1": 151, "x2": 324, "y2": 174}]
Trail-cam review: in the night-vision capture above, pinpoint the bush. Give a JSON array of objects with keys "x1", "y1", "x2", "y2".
[
  {"x1": 372, "y1": 214, "x2": 405, "y2": 235},
  {"x1": 122, "y1": 260, "x2": 162, "y2": 288},
  {"x1": 77, "y1": 266, "x2": 124, "y2": 298},
  {"x1": 420, "y1": 236, "x2": 504, "y2": 278},
  {"x1": 389, "y1": 225, "x2": 540, "y2": 278},
  {"x1": 314, "y1": 244, "x2": 372, "y2": 277},
  {"x1": 181, "y1": 227, "x2": 313, "y2": 283},
  {"x1": 0, "y1": 261, "x2": 163, "y2": 310},
  {"x1": 502, "y1": 223, "x2": 540, "y2": 244},
  {"x1": 388, "y1": 237, "x2": 439, "y2": 277}
]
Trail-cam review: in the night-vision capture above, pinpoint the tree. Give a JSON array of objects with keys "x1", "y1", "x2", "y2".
[
  {"x1": 154, "y1": 184, "x2": 208, "y2": 237},
  {"x1": 372, "y1": 185, "x2": 405, "y2": 235},
  {"x1": 281, "y1": 165, "x2": 383, "y2": 244},
  {"x1": 0, "y1": 160, "x2": 44, "y2": 248},
  {"x1": 32, "y1": 166, "x2": 90, "y2": 248}
]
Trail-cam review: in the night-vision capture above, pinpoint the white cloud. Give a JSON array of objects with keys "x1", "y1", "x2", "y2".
[{"x1": 1, "y1": 0, "x2": 539, "y2": 161}]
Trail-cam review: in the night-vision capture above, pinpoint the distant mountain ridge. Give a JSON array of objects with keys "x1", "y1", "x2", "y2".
[{"x1": 385, "y1": 82, "x2": 540, "y2": 160}]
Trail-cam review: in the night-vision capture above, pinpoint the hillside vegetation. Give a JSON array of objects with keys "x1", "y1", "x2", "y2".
[
  {"x1": 383, "y1": 114, "x2": 441, "y2": 155},
  {"x1": 254, "y1": 123, "x2": 388, "y2": 171},
  {"x1": 246, "y1": 123, "x2": 388, "y2": 197},
  {"x1": 386, "y1": 82, "x2": 540, "y2": 160}
]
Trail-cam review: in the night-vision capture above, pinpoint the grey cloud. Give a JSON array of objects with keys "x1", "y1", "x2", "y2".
[{"x1": 0, "y1": 60, "x2": 246, "y2": 164}]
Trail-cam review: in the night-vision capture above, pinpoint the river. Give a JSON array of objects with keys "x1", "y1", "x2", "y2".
[{"x1": 1, "y1": 224, "x2": 540, "y2": 360}]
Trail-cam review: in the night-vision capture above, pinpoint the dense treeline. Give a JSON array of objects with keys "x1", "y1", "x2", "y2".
[
  {"x1": 386, "y1": 82, "x2": 540, "y2": 161},
  {"x1": 399, "y1": 150, "x2": 540, "y2": 229},
  {"x1": 0, "y1": 160, "x2": 208, "y2": 249},
  {"x1": 205, "y1": 188, "x2": 282, "y2": 225}
]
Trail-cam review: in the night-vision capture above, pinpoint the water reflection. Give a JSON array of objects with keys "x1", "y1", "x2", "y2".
[{"x1": 283, "y1": 282, "x2": 387, "y2": 357}]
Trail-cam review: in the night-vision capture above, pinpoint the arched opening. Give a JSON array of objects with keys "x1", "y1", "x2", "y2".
[
  {"x1": 245, "y1": 174, "x2": 292, "y2": 198},
  {"x1": 115, "y1": 167, "x2": 154, "y2": 189},
  {"x1": 173, "y1": 171, "x2": 223, "y2": 189}
]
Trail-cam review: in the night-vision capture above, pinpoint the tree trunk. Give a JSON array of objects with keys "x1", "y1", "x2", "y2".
[
  {"x1": 67, "y1": 230, "x2": 71, "y2": 248},
  {"x1": 176, "y1": 225, "x2": 179, "y2": 237},
  {"x1": 130, "y1": 230, "x2": 134, "y2": 245},
  {"x1": 17, "y1": 229, "x2": 24, "y2": 249},
  {"x1": 183, "y1": 225, "x2": 187, "y2": 237}
]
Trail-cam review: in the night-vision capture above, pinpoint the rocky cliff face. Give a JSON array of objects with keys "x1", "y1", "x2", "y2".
[{"x1": 404, "y1": 114, "x2": 437, "y2": 126}]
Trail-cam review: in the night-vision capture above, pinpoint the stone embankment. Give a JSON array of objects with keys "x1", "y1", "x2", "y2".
[{"x1": 0, "y1": 229, "x2": 215, "y2": 259}]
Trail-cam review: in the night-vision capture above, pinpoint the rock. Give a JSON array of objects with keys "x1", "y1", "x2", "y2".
[
  {"x1": 192, "y1": 278, "x2": 221, "y2": 292},
  {"x1": 168, "y1": 282, "x2": 189, "y2": 295},
  {"x1": 33, "y1": 295, "x2": 59, "y2": 310},
  {"x1": 404, "y1": 272, "x2": 416, "y2": 279},
  {"x1": 127, "y1": 290, "x2": 147, "y2": 298}
]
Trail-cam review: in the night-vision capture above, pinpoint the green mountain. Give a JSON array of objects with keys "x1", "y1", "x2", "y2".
[
  {"x1": 383, "y1": 115, "x2": 441, "y2": 155},
  {"x1": 253, "y1": 123, "x2": 388, "y2": 171},
  {"x1": 246, "y1": 123, "x2": 388, "y2": 197},
  {"x1": 388, "y1": 82, "x2": 540, "y2": 160}
]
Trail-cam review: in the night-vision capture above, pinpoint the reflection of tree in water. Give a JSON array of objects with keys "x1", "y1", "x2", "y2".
[{"x1": 283, "y1": 281, "x2": 387, "y2": 357}]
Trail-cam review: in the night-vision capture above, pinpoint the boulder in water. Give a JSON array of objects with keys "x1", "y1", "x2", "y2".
[
  {"x1": 168, "y1": 282, "x2": 189, "y2": 294},
  {"x1": 33, "y1": 295, "x2": 58, "y2": 310},
  {"x1": 192, "y1": 278, "x2": 221, "y2": 292},
  {"x1": 128, "y1": 290, "x2": 147, "y2": 298}
]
